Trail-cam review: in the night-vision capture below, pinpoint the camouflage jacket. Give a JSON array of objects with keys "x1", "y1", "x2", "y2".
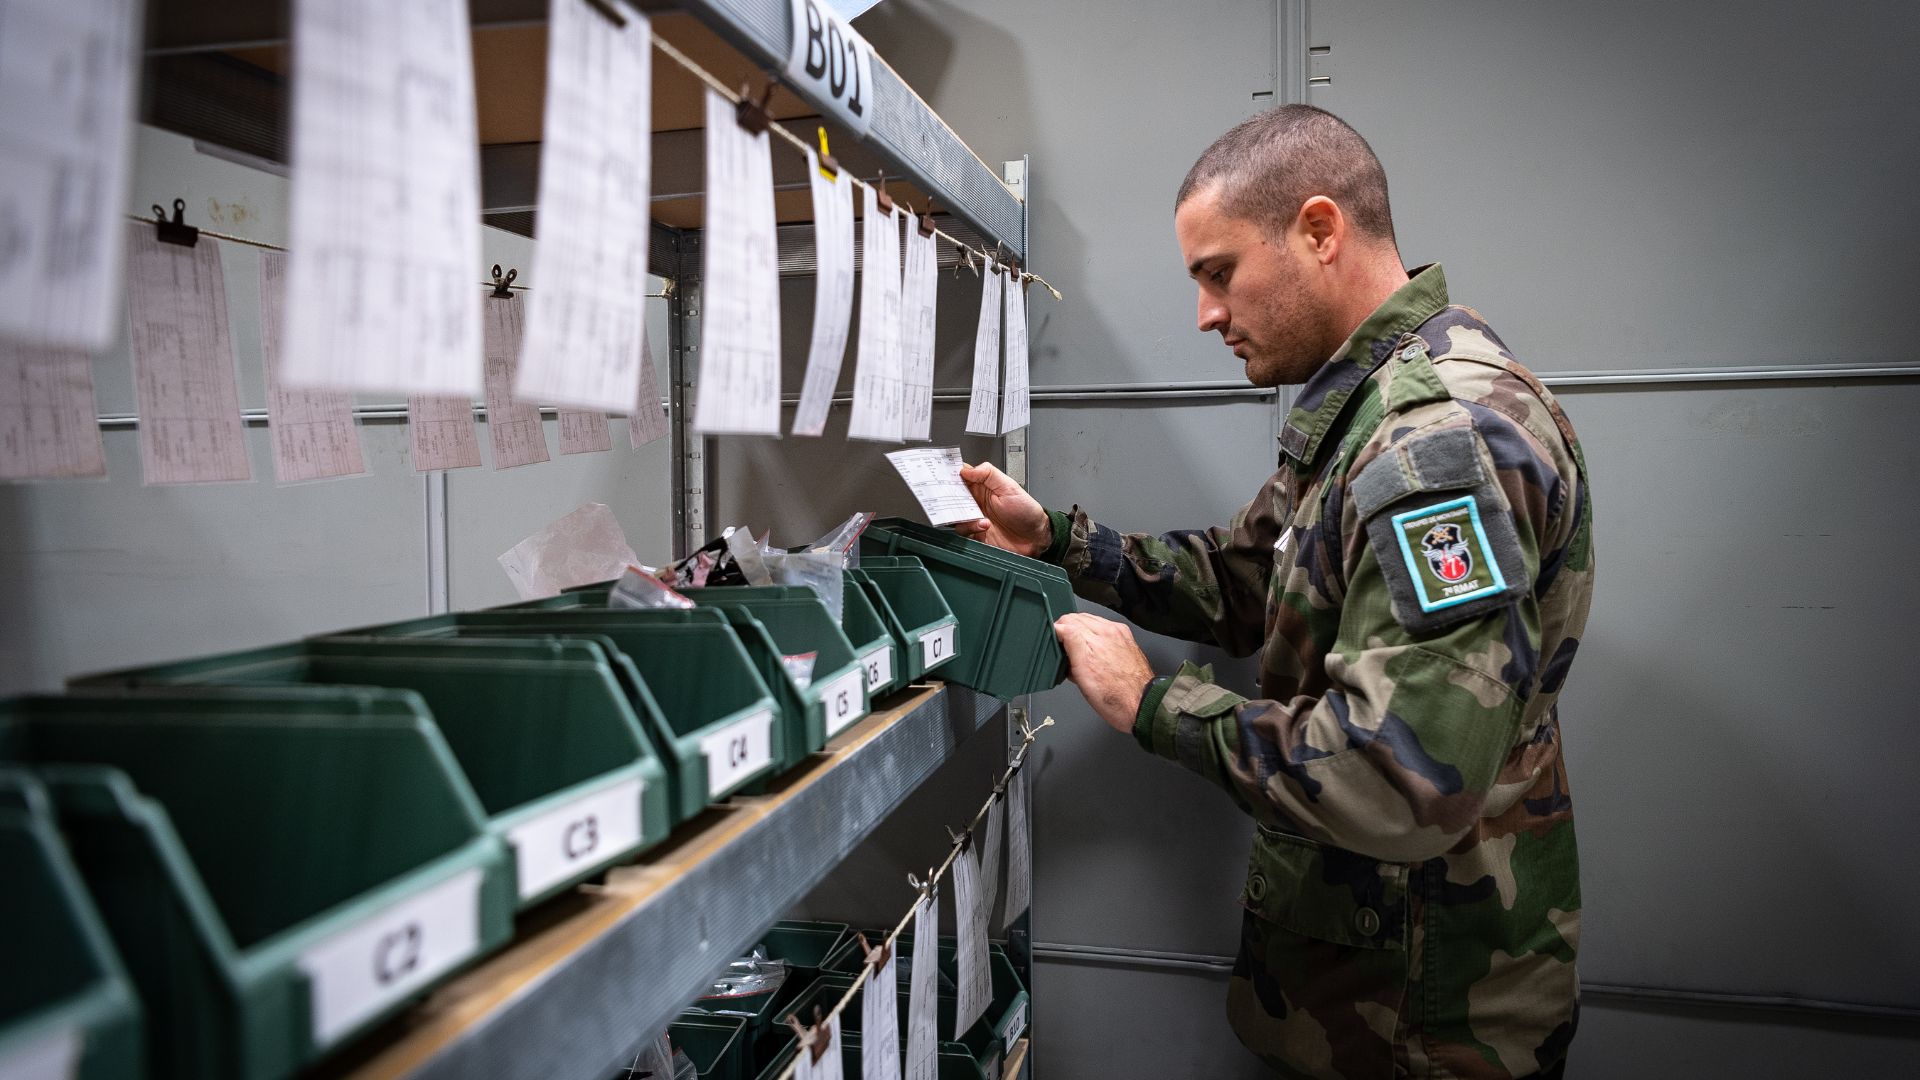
[{"x1": 1040, "y1": 266, "x2": 1593, "y2": 1078}]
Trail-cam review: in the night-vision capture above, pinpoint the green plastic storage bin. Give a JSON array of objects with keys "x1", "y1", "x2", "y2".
[
  {"x1": 75, "y1": 637, "x2": 672, "y2": 907},
  {"x1": 680, "y1": 589, "x2": 870, "y2": 743},
  {"x1": 0, "y1": 688, "x2": 516, "y2": 1080},
  {"x1": 851, "y1": 562, "x2": 961, "y2": 683},
  {"x1": 0, "y1": 771, "x2": 143, "y2": 1080},
  {"x1": 670, "y1": 1012, "x2": 749, "y2": 1080},
  {"x1": 511, "y1": 579, "x2": 902, "y2": 701},
  {"x1": 349, "y1": 610, "x2": 783, "y2": 817},
  {"x1": 492, "y1": 588, "x2": 861, "y2": 761},
  {"x1": 861, "y1": 522, "x2": 1071, "y2": 700}
]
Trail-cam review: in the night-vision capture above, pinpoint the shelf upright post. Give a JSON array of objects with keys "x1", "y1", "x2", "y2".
[{"x1": 671, "y1": 259, "x2": 707, "y2": 559}]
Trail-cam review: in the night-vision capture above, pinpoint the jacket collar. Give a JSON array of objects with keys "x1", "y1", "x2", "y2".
[{"x1": 1277, "y1": 264, "x2": 1450, "y2": 466}]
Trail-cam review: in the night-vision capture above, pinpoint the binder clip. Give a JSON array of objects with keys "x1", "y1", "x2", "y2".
[
  {"x1": 817, "y1": 126, "x2": 841, "y2": 181},
  {"x1": 735, "y1": 81, "x2": 776, "y2": 136},
  {"x1": 917, "y1": 199, "x2": 938, "y2": 239},
  {"x1": 582, "y1": 0, "x2": 628, "y2": 27},
  {"x1": 490, "y1": 264, "x2": 518, "y2": 299},
  {"x1": 151, "y1": 199, "x2": 199, "y2": 247},
  {"x1": 873, "y1": 172, "x2": 897, "y2": 216}
]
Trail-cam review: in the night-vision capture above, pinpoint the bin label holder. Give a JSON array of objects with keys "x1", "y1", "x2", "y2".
[
  {"x1": 819, "y1": 667, "x2": 868, "y2": 738},
  {"x1": 700, "y1": 706, "x2": 776, "y2": 797},
  {"x1": 504, "y1": 775, "x2": 646, "y2": 901},
  {"x1": 297, "y1": 866, "x2": 486, "y2": 1046},
  {"x1": 859, "y1": 643, "x2": 894, "y2": 696},
  {"x1": 921, "y1": 623, "x2": 958, "y2": 671}
]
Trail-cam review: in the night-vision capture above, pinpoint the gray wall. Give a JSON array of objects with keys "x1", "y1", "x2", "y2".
[
  {"x1": 790, "y1": 1, "x2": 1920, "y2": 1077},
  {"x1": 0, "y1": 126, "x2": 676, "y2": 694}
]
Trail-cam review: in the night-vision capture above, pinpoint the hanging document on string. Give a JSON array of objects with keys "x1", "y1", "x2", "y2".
[
  {"x1": 848, "y1": 191, "x2": 905, "y2": 441},
  {"x1": 793, "y1": 147, "x2": 857, "y2": 437},
  {"x1": 964, "y1": 264, "x2": 1004, "y2": 435},
  {"x1": 693, "y1": 87, "x2": 783, "y2": 435},
  {"x1": 280, "y1": 0, "x2": 484, "y2": 397},
  {"x1": 514, "y1": 0, "x2": 654, "y2": 413}
]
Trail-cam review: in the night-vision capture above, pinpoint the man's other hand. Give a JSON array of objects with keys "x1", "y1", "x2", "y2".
[
  {"x1": 955, "y1": 462, "x2": 1053, "y2": 557},
  {"x1": 1054, "y1": 612, "x2": 1155, "y2": 734}
]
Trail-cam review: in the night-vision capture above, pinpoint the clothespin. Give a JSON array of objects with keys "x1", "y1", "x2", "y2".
[
  {"x1": 816, "y1": 126, "x2": 841, "y2": 181},
  {"x1": 946, "y1": 823, "x2": 971, "y2": 852},
  {"x1": 735, "y1": 81, "x2": 776, "y2": 136},
  {"x1": 582, "y1": 0, "x2": 628, "y2": 27},
  {"x1": 152, "y1": 199, "x2": 198, "y2": 247},
  {"x1": 856, "y1": 931, "x2": 893, "y2": 970},
  {"x1": 788, "y1": 1007, "x2": 834, "y2": 1064},
  {"x1": 917, "y1": 198, "x2": 938, "y2": 239},
  {"x1": 873, "y1": 172, "x2": 897, "y2": 216},
  {"x1": 490, "y1": 264, "x2": 518, "y2": 298}
]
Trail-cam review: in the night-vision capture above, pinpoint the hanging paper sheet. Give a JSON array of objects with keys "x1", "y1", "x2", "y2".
[
  {"x1": 260, "y1": 250, "x2": 366, "y2": 483},
  {"x1": 515, "y1": 0, "x2": 653, "y2": 411},
  {"x1": 281, "y1": 0, "x2": 484, "y2": 396},
  {"x1": 692, "y1": 87, "x2": 782, "y2": 435},
  {"x1": 125, "y1": 228, "x2": 251, "y2": 485},
  {"x1": 793, "y1": 150, "x2": 857, "y2": 437},
  {"x1": 848, "y1": 192, "x2": 904, "y2": 442},
  {"x1": 963, "y1": 266, "x2": 1003, "y2": 436}
]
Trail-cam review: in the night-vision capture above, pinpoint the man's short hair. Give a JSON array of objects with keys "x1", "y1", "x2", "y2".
[{"x1": 1177, "y1": 105, "x2": 1397, "y2": 245}]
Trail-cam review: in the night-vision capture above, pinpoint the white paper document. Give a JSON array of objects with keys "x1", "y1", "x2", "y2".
[
  {"x1": 629, "y1": 330, "x2": 669, "y2": 447},
  {"x1": 558, "y1": 408, "x2": 611, "y2": 455},
  {"x1": 793, "y1": 151, "x2": 856, "y2": 437},
  {"x1": 482, "y1": 297, "x2": 550, "y2": 469},
  {"x1": 899, "y1": 225, "x2": 939, "y2": 442},
  {"x1": 514, "y1": 0, "x2": 653, "y2": 411},
  {"x1": 125, "y1": 229, "x2": 251, "y2": 485},
  {"x1": 281, "y1": 0, "x2": 484, "y2": 396},
  {"x1": 408, "y1": 394, "x2": 483, "y2": 472},
  {"x1": 964, "y1": 266, "x2": 1003, "y2": 436},
  {"x1": 794, "y1": 1013, "x2": 846, "y2": 1080},
  {"x1": 848, "y1": 194, "x2": 904, "y2": 442},
  {"x1": 0, "y1": 339, "x2": 106, "y2": 480},
  {"x1": 861, "y1": 943, "x2": 902, "y2": 1080},
  {"x1": 259, "y1": 250, "x2": 366, "y2": 483},
  {"x1": 1004, "y1": 766, "x2": 1031, "y2": 929},
  {"x1": 905, "y1": 891, "x2": 940, "y2": 1080},
  {"x1": 978, "y1": 791, "x2": 1005, "y2": 930},
  {"x1": 1000, "y1": 274, "x2": 1030, "y2": 433},
  {"x1": 0, "y1": 0, "x2": 142, "y2": 350},
  {"x1": 498, "y1": 500, "x2": 640, "y2": 600},
  {"x1": 693, "y1": 88, "x2": 782, "y2": 435},
  {"x1": 884, "y1": 446, "x2": 984, "y2": 526},
  {"x1": 950, "y1": 836, "x2": 992, "y2": 1039}
]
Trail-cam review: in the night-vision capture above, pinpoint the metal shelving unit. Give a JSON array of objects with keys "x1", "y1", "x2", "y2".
[
  {"x1": 131, "y1": 2, "x2": 1036, "y2": 1076},
  {"x1": 312, "y1": 684, "x2": 1003, "y2": 1080}
]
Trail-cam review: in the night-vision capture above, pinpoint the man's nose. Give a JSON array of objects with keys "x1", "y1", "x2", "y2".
[{"x1": 1198, "y1": 293, "x2": 1228, "y2": 334}]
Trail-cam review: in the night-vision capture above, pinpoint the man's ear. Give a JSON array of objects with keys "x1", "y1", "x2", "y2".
[{"x1": 1294, "y1": 195, "x2": 1346, "y2": 265}]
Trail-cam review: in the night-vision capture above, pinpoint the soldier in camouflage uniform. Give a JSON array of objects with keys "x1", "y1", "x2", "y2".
[{"x1": 958, "y1": 106, "x2": 1593, "y2": 1079}]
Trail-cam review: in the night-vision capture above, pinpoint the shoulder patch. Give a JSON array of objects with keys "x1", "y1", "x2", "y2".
[
  {"x1": 1389, "y1": 496, "x2": 1509, "y2": 612},
  {"x1": 1351, "y1": 426, "x2": 1529, "y2": 634}
]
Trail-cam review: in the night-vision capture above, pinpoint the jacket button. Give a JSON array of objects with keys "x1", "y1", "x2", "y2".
[
  {"x1": 1247, "y1": 874, "x2": 1268, "y2": 902},
  {"x1": 1354, "y1": 907, "x2": 1381, "y2": 937}
]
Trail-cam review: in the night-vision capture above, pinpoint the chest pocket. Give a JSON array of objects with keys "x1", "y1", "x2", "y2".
[{"x1": 1242, "y1": 824, "x2": 1409, "y2": 951}]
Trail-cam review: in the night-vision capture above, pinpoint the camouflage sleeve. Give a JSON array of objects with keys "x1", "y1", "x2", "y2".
[
  {"x1": 1039, "y1": 477, "x2": 1281, "y2": 656},
  {"x1": 1131, "y1": 405, "x2": 1573, "y2": 862}
]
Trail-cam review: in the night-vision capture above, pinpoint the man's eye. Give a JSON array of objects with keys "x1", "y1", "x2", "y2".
[{"x1": 1211, "y1": 268, "x2": 1230, "y2": 285}]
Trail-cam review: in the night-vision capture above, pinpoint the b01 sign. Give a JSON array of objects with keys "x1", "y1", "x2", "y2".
[{"x1": 785, "y1": 0, "x2": 876, "y2": 137}]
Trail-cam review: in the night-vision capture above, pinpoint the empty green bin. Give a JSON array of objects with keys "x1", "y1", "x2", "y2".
[
  {"x1": 75, "y1": 636, "x2": 672, "y2": 907},
  {"x1": 852, "y1": 562, "x2": 961, "y2": 684},
  {"x1": 0, "y1": 687, "x2": 516, "y2": 1080},
  {"x1": 352, "y1": 610, "x2": 783, "y2": 815},
  {"x1": 0, "y1": 771, "x2": 143, "y2": 1080}
]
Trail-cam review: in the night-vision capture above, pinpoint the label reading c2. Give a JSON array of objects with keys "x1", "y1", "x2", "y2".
[
  {"x1": 921, "y1": 623, "x2": 957, "y2": 670},
  {"x1": 700, "y1": 708, "x2": 775, "y2": 796},
  {"x1": 296, "y1": 867, "x2": 484, "y2": 1046}
]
